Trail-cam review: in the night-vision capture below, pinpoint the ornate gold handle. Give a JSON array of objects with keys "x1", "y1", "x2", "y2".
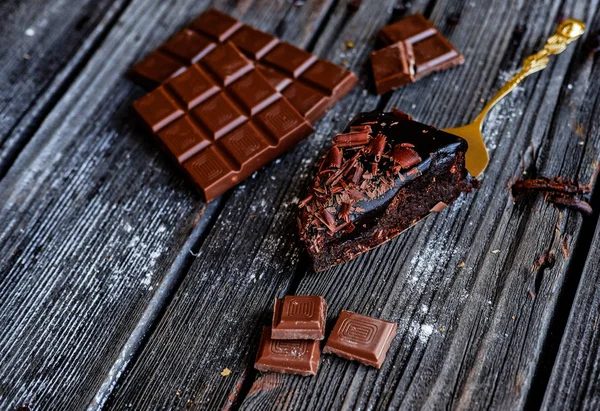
[{"x1": 475, "y1": 19, "x2": 586, "y2": 125}]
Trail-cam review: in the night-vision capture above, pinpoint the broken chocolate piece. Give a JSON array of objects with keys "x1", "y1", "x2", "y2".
[
  {"x1": 370, "y1": 42, "x2": 415, "y2": 94},
  {"x1": 254, "y1": 327, "x2": 320, "y2": 376},
  {"x1": 323, "y1": 310, "x2": 397, "y2": 368},
  {"x1": 272, "y1": 296, "x2": 327, "y2": 340},
  {"x1": 511, "y1": 176, "x2": 592, "y2": 216},
  {"x1": 298, "y1": 110, "x2": 479, "y2": 271},
  {"x1": 376, "y1": 13, "x2": 464, "y2": 83}
]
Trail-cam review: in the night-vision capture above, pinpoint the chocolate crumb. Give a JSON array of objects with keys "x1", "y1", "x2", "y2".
[
  {"x1": 446, "y1": 13, "x2": 461, "y2": 27},
  {"x1": 347, "y1": 0, "x2": 361, "y2": 13},
  {"x1": 511, "y1": 176, "x2": 588, "y2": 197},
  {"x1": 583, "y1": 30, "x2": 600, "y2": 56}
]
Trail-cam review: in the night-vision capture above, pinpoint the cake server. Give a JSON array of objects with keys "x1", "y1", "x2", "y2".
[{"x1": 444, "y1": 18, "x2": 585, "y2": 177}]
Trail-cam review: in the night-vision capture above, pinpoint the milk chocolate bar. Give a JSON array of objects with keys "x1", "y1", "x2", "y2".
[
  {"x1": 323, "y1": 311, "x2": 397, "y2": 368},
  {"x1": 130, "y1": 9, "x2": 358, "y2": 124},
  {"x1": 133, "y1": 42, "x2": 313, "y2": 202}
]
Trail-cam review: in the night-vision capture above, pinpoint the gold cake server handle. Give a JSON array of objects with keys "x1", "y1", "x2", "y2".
[{"x1": 444, "y1": 18, "x2": 586, "y2": 177}]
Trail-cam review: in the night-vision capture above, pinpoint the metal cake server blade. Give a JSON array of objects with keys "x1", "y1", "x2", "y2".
[{"x1": 444, "y1": 19, "x2": 586, "y2": 178}]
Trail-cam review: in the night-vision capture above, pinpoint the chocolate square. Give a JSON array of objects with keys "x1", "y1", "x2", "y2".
[
  {"x1": 262, "y1": 42, "x2": 317, "y2": 77},
  {"x1": 379, "y1": 13, "x2": 437, "y2": 45},
  {"x1": 254, "y1": 327, "x2": 320, "y2": 376},
  {"x1": 370, "y1": 42, "x2": 415, "y2": 95},
  {"x1": 157, "y1": 116, "x2": 210, "y2": 163},
  {"x1": 271, "y1": 296, "x2": 327, "y2": 340},
  {"x1": 134, "y1": 87, "x2": 184, "y2": 132},
  {"x1": 161, "y1": 29, "x2": 216, "y2": 64},
  {"x1": 129, "y1": 51, "x2": 186, "y2": 89},
  {"x1": 191, "y1": 93, "x2": 247, "y2": 139},
  {"x1": 188, "y1": 8, "x2": 242, "y2": 42},
  {"x1": 201, "y1": 42, "x2": 253, "y2": 86},
  {"x1": 323, "y1": 310, "x2": 397, "y2": 368},
  {"x1": 282, "y1": 81, "x2": 329, "y2": 124},
  {"x1": 165, "y1": 65, "x2": 220, "y2": 109},
  {"x1": 229, "y1": 25, "x2": 279, "y2": 59}
]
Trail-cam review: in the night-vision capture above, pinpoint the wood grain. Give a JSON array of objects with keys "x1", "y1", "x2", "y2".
[
  {"x1": 1, "y1": 0, "x2": 599, "y2": 409},
  {"x1": 0, "y1": 0, "x2": 127, "y2": 178},
  {"x1": 240, "y1": 0, "x2": 600, "y2": 410}
]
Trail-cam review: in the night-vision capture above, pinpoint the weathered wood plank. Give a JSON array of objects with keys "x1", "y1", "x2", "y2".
[
  {"x1": 541, "y1": 209, "x2": 600, "y2": 410},
  {"x1": 106, "y1": 0, "x2": 412, "y2": 408},
  {"x1": 541, "y1": 10, "x2": 600, "y2": 402},
  {"x1": 0, "y1": 0, "x2": 127, "y2": 178},
  {"x1": 0, "y1": 0, "x2": 343, "y2": 410},
  {"x1": 239, "y1": 0, "x2": 600, "y2": 410}
]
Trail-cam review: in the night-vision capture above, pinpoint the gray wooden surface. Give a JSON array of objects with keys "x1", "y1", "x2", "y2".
[{"x1": 0, "y1": 0, "x2": 599, "y2": 410}]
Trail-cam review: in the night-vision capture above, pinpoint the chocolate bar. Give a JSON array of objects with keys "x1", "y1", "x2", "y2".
[
  {"x1": 254, "y1": 327, "x2": 320, "y2": 376},
  {"x1": 272, "y1": 296, "x2": 327, "y2": 340},
  {"x1": 130, "y1": 8, "x2": 358, "y2": 125},
  {"x1": 323, "y1": 311, "x2": 397, "y2": 368},
  {"x1": 371, "y1": 14, "x2": 464, "y2": 94},
  {"x1": 134, "y1": 42, "x2": 314, "y2": 202},
  {"x1": 298, "y1": 109, "x2": 478, "y2": 271}
]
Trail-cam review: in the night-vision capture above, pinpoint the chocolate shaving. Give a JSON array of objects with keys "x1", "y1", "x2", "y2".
[
  {"x1": 329, "y1": 146, "x2": 343, "y2": 168},
  {"x1": 392, "y1": 145, "x2": 422, "y2": 169},
  {"x1": 350, "y1": 125, "x2": 372, "y2": 134},
  {"x1": 299, "y1": 193, "x2": 313, "y2": 208},
  {"x1": 446, "y1": 12, "x2": 461, "y2": 27},
  {"x1": 546, "y1": 194, "x2": 593, "y2": 216},
  {"x1": 333, "y1": 131, "x2": 371, "y2": 147},
  {"x1": 511, "y1": 176, "x2": 588, "y2": 197},
  {"x1": 339, "y1": 202, "x2": 352, "y2": 222},
  {"x1": 368, "y1": 134, "x2": 386, "y2": 161}
]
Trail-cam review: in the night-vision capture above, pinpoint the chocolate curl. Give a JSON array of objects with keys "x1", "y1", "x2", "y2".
[
  {"x1": 318, "y1": 209, "x2": 336, "y2": 232},
  {"x1": 333, "y1": 131, "x2": 371, "y2": 147},
  {"x1": 339, "y1": 202, "x2": 352, "y2": 222},
  {"x1": 368, "y1": 134, "x2": 386, "y2": 161},
  {"x1": 351, "y1": 164, "x2": 364, "y2": 184},
  {"x1": 328, "y1": 145, "x2": 343, "y2": 168},
  {"x1": 298, "y1": 193, "x2": 313, "y2": 208},
  {"x1": 511, "y1": 177, "x2": 589, "y2": 197},
  {"x1": 349, "y1": 125, "x2": 372, "y2": 134},
  {"x1": 393, "y1": 145, "x2": 422, "y2": 169},
  {"x1": 546, "y1": 194, "x2": 593, "y2": 216}
]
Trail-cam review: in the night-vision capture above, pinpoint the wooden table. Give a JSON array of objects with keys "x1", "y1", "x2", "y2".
[{"x1": 1, "y1": 0, "x2": 599, "y2": 409}]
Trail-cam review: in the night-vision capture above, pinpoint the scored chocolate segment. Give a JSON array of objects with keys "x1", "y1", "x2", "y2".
[
  {"x1": 370, "y1": 42, "x2": 415, "y2": 95},
  {"x1": 134, "y1": 43, "x2": 314, "y2": 202},
  {"x1": 323, "y1": 311, "x2": 397, "y2": 369},
  {"x1": 271, "y1": 296, "x2": 327, "y2": 340},
  {"x1": 129, "y1": 8, "x2": 358, "y2": 126},
  {"x1": 161, "y1": 29, "x2": 216, "y2": 64},
  {"x1": 379, "y1": 13, "x2": 437, "y2": 45},
  {"x1": 262, "y1": 42, "x2": 317, "y2": 78},
  {"x1": 129, "y1": 51, "x2": 186, "y2": 90},
  {"x1": 230, "y1": 25, "x2": 279, "y2": 59},
  {"x1": 254, "y1": 327, "x2": 320, "y2": 376},
  {"x1": 201, "y1": 42, "x2": 253, "y2": 86},
  {"x1": 376, "y1": 14, "x2": 464, "y2": 81},
  {"x1": 188, "y1": 8, "x2": 242, "y2": 42}
]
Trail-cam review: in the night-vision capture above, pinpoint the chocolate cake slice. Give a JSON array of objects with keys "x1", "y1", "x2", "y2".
[{"x1": 298, "y1": 109, "x2": 479, "y2": 271}]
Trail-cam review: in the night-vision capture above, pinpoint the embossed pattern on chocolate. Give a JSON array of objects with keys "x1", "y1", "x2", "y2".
[
  {"x1": 254, "y1": 327, "x2": 320, "y2": 376},
  {"x1": 323, "y1": 311, "x2": 397, "y2": 368},
  {"x1": 272, "y1": 296, "x2": 327, "y2": 340}
]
